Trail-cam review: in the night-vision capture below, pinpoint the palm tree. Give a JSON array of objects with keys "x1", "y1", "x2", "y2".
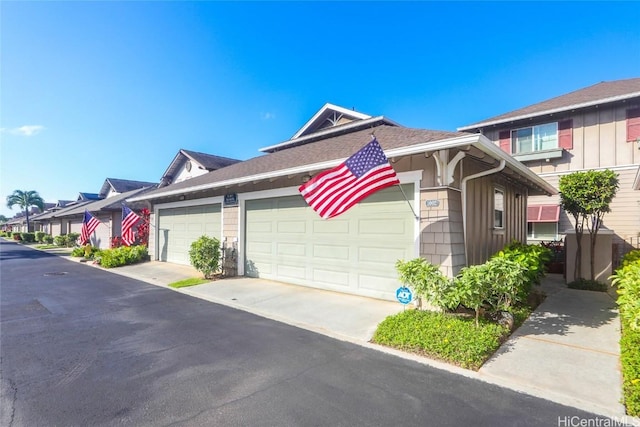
[{"x1": 6, "y1": 190, "x2": 45, "y2": 232}]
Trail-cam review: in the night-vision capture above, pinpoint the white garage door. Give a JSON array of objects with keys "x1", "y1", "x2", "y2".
[
  {"x1": 244, "y1": 185, "x2": 415, "y2": 300},
  {"x1": 157, "y1": 204, "x2": 221, "y2": 265}
]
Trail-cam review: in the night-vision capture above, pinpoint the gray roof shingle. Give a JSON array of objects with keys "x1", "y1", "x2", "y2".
[
  {"x1": 181, "y1": 149, "x2": 241, "y2": 170},
  {"x1": 136, "y1": 125, "x2": 467, "y2": 200},
  {"x1": 459, "y1": 78, "x2": 640, "y2": 131}
]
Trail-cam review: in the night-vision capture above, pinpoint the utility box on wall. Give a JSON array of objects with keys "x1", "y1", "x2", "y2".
[{"x1": 564, "y1": 227, "x2": 614, "y2": 285}]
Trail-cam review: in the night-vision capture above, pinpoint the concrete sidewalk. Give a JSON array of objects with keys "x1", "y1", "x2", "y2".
[
  {"x1": 64, "y1": 257, "x2": 635, "y2": 420},
  {"x1": 479, "y1": 274, "x2": 625, "y2": 418}
]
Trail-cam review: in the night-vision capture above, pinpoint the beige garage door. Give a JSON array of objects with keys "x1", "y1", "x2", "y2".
[
  {"x1": 244, "y1": 185, "x2": 415, "y2": 300},
  {"x1": 157, "y1": 204, "x2": 221, "y2": 265}
]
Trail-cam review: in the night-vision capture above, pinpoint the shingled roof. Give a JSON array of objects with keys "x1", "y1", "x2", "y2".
[
  {"x1": 181, "y1": 149, "x2": 240, "y2": 170},
  {"x1": 130, "y1": 123, "x2": 557, "y2": 202},
  {"x1": 458, "y1": 78, "x2": 640, "y2": 131},
  {"x1": 99, "y1": 178, "x2": 157, "y2": 198}
]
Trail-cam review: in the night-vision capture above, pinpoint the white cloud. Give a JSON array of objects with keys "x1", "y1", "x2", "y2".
[
  {"x1": 2, "y1": 125, "x2": 45, "y2": 136},
  {"x1": 260, "y1": 112, "x2": 276, "y2": 120}
]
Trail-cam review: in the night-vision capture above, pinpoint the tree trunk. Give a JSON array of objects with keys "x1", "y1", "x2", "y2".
[
  {"x1": 25, "y1": 209, "x2": 30, "y2": 233},
  {"x1": 589, "y1": 215, "x2": 601, "y2": 282},
  {"x1": 574, "y1": 215, "x2": 583, "y2": 281}
]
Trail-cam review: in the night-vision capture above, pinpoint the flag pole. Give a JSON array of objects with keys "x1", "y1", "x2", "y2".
[
  {"x1": 397, "y1": 184, "x2": 419, "y2": 221},
  {"x1": 369, "y1": 132, "x2": 420, "y2": 221}
]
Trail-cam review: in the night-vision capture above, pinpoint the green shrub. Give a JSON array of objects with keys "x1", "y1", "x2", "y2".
[
  {"x1": 612, "y1": 250, "x2": 640, "y2": 331},
  {"x1": 71, "y1": 247, "x2": 84, "y2": 257},
  {"x1": 491, "y1": 241, "x2": 552, "y2": 285},
  {"x1": 66, "y1": 232, "x2": 80, "y2": 247},
  {"x1": 35, "y1": 231, "x2": 46, "y2": 243},
  {"x1": 20, "y1": 232, "x2": 36, "y2": 243},
  {"x1": 611, "y1": 249, "x2": 640, "y2": 416},
  {"x1": 71, "y1": 244, "x2": 101, "y2": 258},
  {"x1": 97, "y1": 245, "x2": 148, "y2": 268},
  {"x1": 53, "y1": 235, "x2": 66, "y2": 246},
  {"x1": 395, "y1": 258, "x2": 456, "y2": 310},
  {"x1": 189, "y1": 235, "x2": 221, "y2": 279},
  {"x1": 43, "y1": 234, "x2": 54, "y2": 244},
  {"x1": 12, "y1": 232, "x2": 22, "y2": 241},
  {"x1": 622, "y1": 249, "x2": 640, "y2": 268},
  {"x1": 620, "y1": 323, "x2": 640, "y2": 416}
]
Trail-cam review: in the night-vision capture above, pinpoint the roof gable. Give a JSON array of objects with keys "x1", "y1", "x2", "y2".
[
  {"x1": 459, "y1": 78, "x2": 640, "y2": 131},
  {"x1": 259, "y1": 103, "x2": 401, "y2": 153},
  {"x1": 291, "y1": 103, "x2": 371, "y2": 140},
  {"x1": 99, "y1": 178, "x2": 157, "y2": 198},
  {"x1": 160, "y1": 149, "x2": 241, "y2": 187}
]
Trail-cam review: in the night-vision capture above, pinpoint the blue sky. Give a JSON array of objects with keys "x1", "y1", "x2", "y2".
[{"x1": 1, "y1": 1, "x2": 638, "y2": 219}]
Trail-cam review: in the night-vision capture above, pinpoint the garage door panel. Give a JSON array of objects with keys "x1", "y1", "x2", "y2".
[
  {"x1": 313, "y1": 220, "x2": 349, "y2": 234},
  {"x1": 312, "y1": 269, "x2": 350, "y2": 287},
  {"x1": 246, "y1": 240, "x2": 272, "y2": 255},
  {"x1": 248, "y1": 221, "x2": 272, "y2": 233},
  {"x1": 358, "y1": 218, "x2": 407, "y2": 235},
  {"x1": 277, "y1": 242, "x2": 306, "y2": 256},
  {"x1": 358, "y1": 274, "x2": 397, "y2": 292},
  {"x1": 276, "y1": 264, "x2": 306, "y2": 281},
  {"x1": 277, "y1": 197, "x2": 307, "y2": 209},
  {"x1": 278, "y1": 221, "x2": 306, "y2": 233},
  {"x1": 358, "y1": 246, "x2": 407, "y2": 264},
  {"x1": 187, "y1": 223, "x2": 203, "y2": 232},
  {"x1": 313, "y1": 244, "x2": 349, "y2": 260}
]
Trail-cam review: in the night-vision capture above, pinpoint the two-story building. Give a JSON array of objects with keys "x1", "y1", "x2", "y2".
[{"x1": 458, "y1": 78, "x2": 640, "y2": 263}]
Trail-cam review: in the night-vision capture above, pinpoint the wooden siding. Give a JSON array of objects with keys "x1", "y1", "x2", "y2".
[
  {"x1": 464, "y1": 174, "x2": 528, "y2": 266},
  {"x1": 222, "y1": 205, "x2": 239, "y2": 242},
  {"x1": 483, "y1": 102, "x2": 640, "y2": 248},
  {"x1": 419, "y1": 187, "x2": 465, "y2": 277},
  {"x1": 529, "y1": 167, "x2": 640, "y2": 244},
  {"x1": 483, "y1": 103, "x2": 640, "y2": 174}
]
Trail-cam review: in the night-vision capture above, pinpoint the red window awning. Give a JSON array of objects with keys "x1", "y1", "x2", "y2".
[{"x1": 527, "y1": 204, "x2": 560, "y2": 223}]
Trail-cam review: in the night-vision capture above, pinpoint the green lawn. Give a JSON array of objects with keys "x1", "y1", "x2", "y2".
[{"x1": 169, "y1": 277, "x2": 210, "y2": 288}]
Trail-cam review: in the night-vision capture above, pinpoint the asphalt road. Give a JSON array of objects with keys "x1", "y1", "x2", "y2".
[{"x1": 0, "y1": 240, "x2": 599, "y2": 426}]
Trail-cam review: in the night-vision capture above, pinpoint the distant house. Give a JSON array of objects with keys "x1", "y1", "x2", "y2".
[
  {"x1": 129, "y1": 103, "x2": 556, "y2": 301},
  {"x1": 458, "y1": 78, "x2": 640, "y2": 258},
  {"x1": 77, "y1": 192, "x2": 102, "y2": 202},
  {"x1": 35, "y1": 178, "x2": 157, "y2": 248},
  {"x1": 5, "y1": 203, "x2": 55, "y2": 233},
  {"x1": 159, "y1": 149, "x2": 241, "y2": 187}
]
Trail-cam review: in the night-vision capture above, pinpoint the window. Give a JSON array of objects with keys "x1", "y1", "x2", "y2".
[
  {"x1": 527, "y1": 222, "x2": 558, "y2": 241},
  {"x1": 494, "y1": 188, "x2": 504, "y2": 229},
  {"x1": 512, "y1": 122, "x2": 558, "y2": 154}
]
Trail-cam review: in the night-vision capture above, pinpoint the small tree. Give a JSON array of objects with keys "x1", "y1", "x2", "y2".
[
  {"x1": 6, "y1": 190, "x2": 45, "y2": 232},
  {"x1": 559, "y1": 170, "x2": 619, "y2": 281},
  {"x1": 189, "y1": 235, "x2": 221, "y2": 279}
]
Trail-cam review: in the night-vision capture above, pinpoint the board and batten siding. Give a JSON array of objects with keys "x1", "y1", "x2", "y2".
[
  {"x1": 464, "y1": 175, "x2": 528, "y2": 266},
  {"x1": 483, "y1": 104, "x2": 640, "y2": 174},
  {"x1": 529, "y1": 167, "x2": 640, "y2": 243}
]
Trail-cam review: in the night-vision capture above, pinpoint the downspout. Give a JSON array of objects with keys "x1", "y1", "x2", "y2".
[{"x1": 460, "y1": 159, "x2": 506, "y2": 265}]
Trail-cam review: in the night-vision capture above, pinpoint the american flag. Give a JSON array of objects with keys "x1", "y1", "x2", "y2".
[
  {"x1": 80, "y1": 210, "x2": 100, "y2": 245},
  {"x1": 299, "y1": 138, "x2": 400, "y2": 219},
  {"x1": 121, "y1": 205, "x2": 141, "y2": 246}
]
